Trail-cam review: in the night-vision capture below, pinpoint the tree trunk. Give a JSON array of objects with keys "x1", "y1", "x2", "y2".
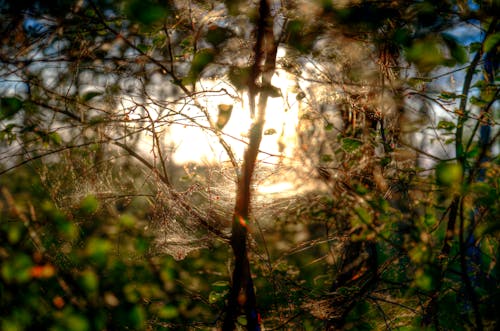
[{"x1": 223, "y1": 0, "x2": 276, "y2": 329}]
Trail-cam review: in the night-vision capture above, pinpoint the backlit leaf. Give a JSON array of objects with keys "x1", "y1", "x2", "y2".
[
  {"x1": 437, "y1": 120, "x2": 455, "y2": 131},
  {"x1": 436, "y1": 162, "x2": 462, "y2": 187},
  {"x1": 264, "y1": 128, "x2": 277, "y2": 135}
]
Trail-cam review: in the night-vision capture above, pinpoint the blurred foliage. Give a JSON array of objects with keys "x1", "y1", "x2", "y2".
[{"x1": 0, "y1": 0, "x2": 499, "y2": 330}]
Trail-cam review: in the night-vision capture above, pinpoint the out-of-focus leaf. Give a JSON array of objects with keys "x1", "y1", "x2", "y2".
[
  {"x1": 341, "y1": 137, "x2": 362, "y2": 152},
  {"x1": 183, "y1": 49, "x2": 215, "y2": 84},
  {"x1": 355, "y1": 207, "x2": 371, "y2": 223},
  {"x1": 85, "y1": 238, "x2": 112, "y2": 265},
  {"x1": 59, "y1": 312, "x2": 90, "y2": 331},
  {"x1": 134, "y1": 237, "x2": 149, "y2": 253},
  {"x1": 262, "y1": 84, "x2": 281, "y2": 98},
  {"x1": 228, "y1": 66, "x2": 252, "y2": 90},
  {"x1": 296, "y1": 91, "x2": 306, "y2": 100},
  {"x1": 264, "y1": 128, "x2": 277, "y2": 135},
  {"x1": 237, "y1": 315, "x2": 247, "y2": 326},
  {"x1": 137, "y1": 43, "x2": 149, "y2": 53},
  {"x1": 405, "y1": 39, "x2": 443, "y2": 72},
  {"x1": 1, "y1": 253, "x2": 33, "y2": 283},
  {"x1": 437, "y1": 120, "x2": 455, "y2": 131},
  {"x1": 436, "y1": 162, "x2": 462, "y2": 187},
  {"x1": 392, "y1": 27, "x2": 411, "y2": 47},
  {"x1": 439, "y1": 91, "x2": 461, "y2": 100},
  {"x1": 125, "y1": 0, "x2": 173, "y2": 25},
  {"x1": 157, "y1": 305, "x2": 179, "y2": 319},
  {"x1": 206, "y1": 26, "x2": 232, "y2": 46},
  {"x1": 80, "y1": 195, "x2": 99, "y2": 214},
  {"x1": 286, "y1": 19, "x2": 315, "y2": 53},
  {"x1": 79, "y1": 269, "x2": 99, "y2": 292},
  {"x1": 320, "y1": 154, "x2": 333, "y2": 162},
  {"x1": 484, "y1": 32, "x2": 500, "y2": 53},
  {"x1": 7, "y1": 222, "x2": 24, "y2": 244},
  {"x1": 442, "y1": 33, "x2": 467, "y2": 64},
  {"x1": 0, "y1": 97, "x2": 23, "y2": 120},
  {"x1": 216, "y1": 104, "x2": 233, "y2": 130},
  {"x1": 81, "y1": 91, "x2": 102, "y2": 102},
  {"x1": 415, "y1": 272, "x2": 432, "y2": 291},
  {"x1": 212, "y1": 281, "x2": 230, "y2": 288},
  {"x1": 470, "y1": 96, "x2": 489, "y2": 107},
  {"x1": 119, "y1": 214, "x2": 136, "y2": 228},
  {"x1": 209, "y1": 290, "x2": 225, "y2": 304},
  {"x1": 129, "y1": 305, "x2": 146, "y2": 329},
  {"x1": 49, "y1": 132, "x2": 62, "y2": 145}
]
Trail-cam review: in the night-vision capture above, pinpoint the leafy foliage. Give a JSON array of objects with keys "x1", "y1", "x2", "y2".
[{"x1": 0, "y1": 0, "x2": 499, "y2": 330}]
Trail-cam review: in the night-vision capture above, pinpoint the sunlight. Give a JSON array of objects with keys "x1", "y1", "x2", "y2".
[{"x1": 166, "y1": 68, "x2": 300, "y2": 166}]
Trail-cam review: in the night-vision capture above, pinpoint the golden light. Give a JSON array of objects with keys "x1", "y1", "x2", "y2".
[{"x1": 166, "y1": 68, "x2": 301, "y2": 167}]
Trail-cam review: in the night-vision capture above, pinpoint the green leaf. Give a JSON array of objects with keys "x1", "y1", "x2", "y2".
[
  {"x1": 7, "y1": 222, "x2": 24, "y2": 244},
  {"x1": 470, "y1": 96, "x2": 488, "y2": 107},
  {"x1": 125, "y1": 0, "x2": 173, "y2": 25},
  {"x1": 237, "y1": 315, "x2": 247, "y2": 326},
  {"x1": 212, "y1": 281, "x2": 230, "y2": 288},
  {"x1": 79, "y1": 269, "x2": 99, "y2": 292},
  {"x1": 405, "y1": 39, "x2": 444, "y2": 72},
  {"x1": 469, "y1": 42, "x2": 482, "y2": 52},
  {"x1": 320, "y1": 154, "x2": 333, "y2": 162},
  {"x1": 341, "y1": 138, "x2": 362, "y2": 152},
  {"x1": 484, "y1": 32, "x2": 500, "y2": 53},
  {"x1": 286, "y1": 20, "x2": 315, "y2": 53},
  {"x1": 57, "y1": 219, "x2": 78, "y2": 240},
  {"x1": 49, "y1": 132, "x2": 63, "y2": 145},
  {"x1": 81, "y1": 91, "x2": 102, "y2": 102},
  {"x1": 129, "y1": 305, "x2": 145, "y2": 329},
  {"x1": 439, "y1": 91, "x2": 460, "y2": 100},
  {"x1": 119, "y1": 214, "x2": 136, "y2": 228},
  {"x1": 436, "y1": 162, "x2": 462, "y2": 187},
  {"x1": 1, "y1": 253, "x2": 33, "y2": 283},
  {"x1": 137, "y1": 43, "x2": 149, "y2": 53},
  {"x1": 414, "y1": 268, "x2": 435, "y2": 291},
  {"x1": 205, "y1": 26, "x2": 232, "y2": 46},
  {"x1": 80, "y1": 195, "x2": 99, "y2": 214},
  {"x1": 0, "y1": 97, "x2": 23, "y2": 120},
  {"x1": 209, "y1": 290, "x2": 224, "y2": 304},
  {"x1": 61, "y1": 313, "x2": 90, "y2": 331},
  {"x1": 437, "y1": 120, "x2": 455, "y2": 131},
  {"x1": 158, "y1": 305, "x2": 179, "y2": 319},
  {"x1": 85, "y1": 238, "x2": 112, "y2": 265},
  {"x1": 441, "y1": 33, "x2": 467, "y2": 64},
  {"x1": 354, "y1": 207, "x2": 371, "y2": 223},
  {"x1": 183, "y1": 49, "x2": 215, "y2": 84}
]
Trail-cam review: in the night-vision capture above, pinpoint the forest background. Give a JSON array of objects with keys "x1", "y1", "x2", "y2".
[{"x1": 0, "y1": 0, "x2": 499, "y2": 330}]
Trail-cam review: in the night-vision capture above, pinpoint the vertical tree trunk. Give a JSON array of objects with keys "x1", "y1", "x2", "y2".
[{"x1": 223, "y1": 1, "x2": 276, "y2": 330}]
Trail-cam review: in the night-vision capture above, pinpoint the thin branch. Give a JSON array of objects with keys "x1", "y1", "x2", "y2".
[{"x1": 112, "y1": 139, "x2": 229, "y2": 241}]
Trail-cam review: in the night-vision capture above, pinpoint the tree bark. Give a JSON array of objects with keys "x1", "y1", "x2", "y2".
[{"x1": 223, "y1": 0, "x2": 276, "y2": 330}]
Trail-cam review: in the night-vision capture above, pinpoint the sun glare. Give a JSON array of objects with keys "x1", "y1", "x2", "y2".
[{"x1": 165, "y1": 68, "x2": 300, "y2": 166}]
